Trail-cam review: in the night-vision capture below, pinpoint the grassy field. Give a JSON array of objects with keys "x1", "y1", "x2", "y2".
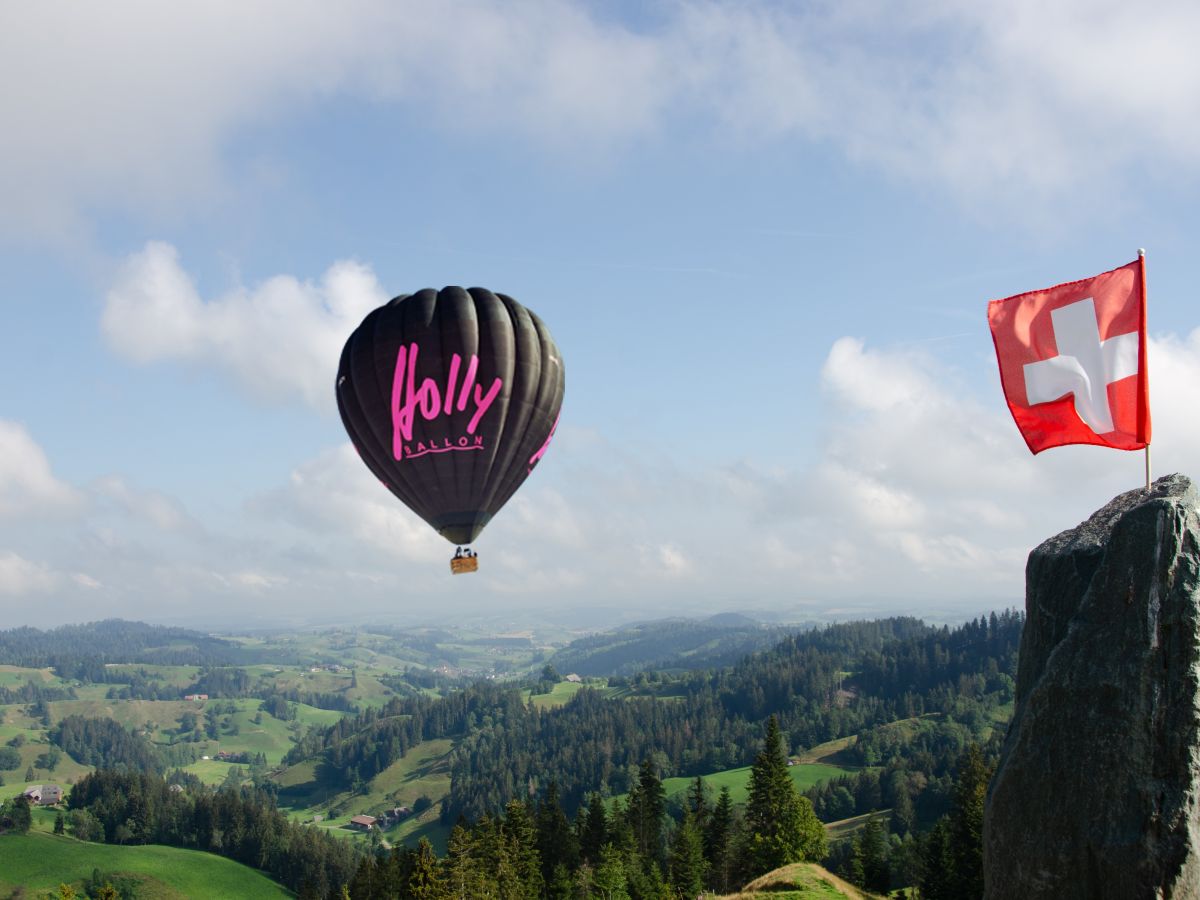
[
  {"x1": 0, "y1": 832, "x2": 293, "y2": 898},
  {"x1": 0, "y1": 665, "x2": 61, "y2": 687},
  {"x1": 525, "y1": 681, "x2": 585, "y2": 709},
  {"x1": 797, "y1": 736, "x2": 858, "y2": 766},
  {"x1": 658, "y1": 761, "x2": 860, "y2": 807},
  {"x1": 824, "y1": 810, "x2": 893, "y2": 843},
  {"x1": 0, "y1": 716, "x2": 93, "y2": 787},
  {"x1": 274, "y1": 737, "x2": 455, "y2": 853},
  {"x1": 102, "y1": 664, "x2": 201, "y2": 688}
]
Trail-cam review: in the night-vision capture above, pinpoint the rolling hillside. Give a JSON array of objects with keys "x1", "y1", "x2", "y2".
[{"x1": 0, "y1": 831, "x2": 293, "y2": 898}]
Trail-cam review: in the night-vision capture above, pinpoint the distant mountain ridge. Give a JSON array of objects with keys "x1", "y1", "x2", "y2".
[
  {"x1": 549, "y1": 613, "x2": 794, "y2": 677},
  {"x1": 0, "y1": 618, "x2": 267, "y2": 668}
]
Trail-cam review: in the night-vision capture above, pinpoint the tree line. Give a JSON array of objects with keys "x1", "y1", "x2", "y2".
[
  {"x1": 65, "y1": 769, "x2": 360, "y2": 898},
  {"x1": 348, "y1": 716, "x2": 825, "y2": 900},
  {"x1": 280, "y1": 613, "x2": 1020, "y2": 829},
  {"x1": 0, "y1": 619, "x2": 263, "y2": 670}
]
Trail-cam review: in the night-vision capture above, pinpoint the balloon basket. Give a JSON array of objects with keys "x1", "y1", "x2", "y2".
[{"x1": 451, "y1": 555, "x2": 479, "y2": 575}]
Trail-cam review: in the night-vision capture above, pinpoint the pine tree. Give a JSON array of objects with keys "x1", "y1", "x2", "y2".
[
  {"x1": 742, "y1": 716, "x2": 826, "y2": 878},
  {"x1": 408, "y1": 837, "x2": 445, "y2": 899},
  {"x1": 668, "y1": 809, "x2": 707, "y2": 899},
  {"x1": 536, "y1": 783, "x2": 578, "y2": 886},
  {"x1": 917, "y1": 818, "x2": 955, "y2": 900},
  {"x1": 627, "y1": 758, "x2": 666, "y2": 866},
  {"x1": 5, "y1": 794, "x2": 32, "y2": 834},
  {"x1": 593, "y1": 844, "x2": 630, "y2": 900},
  {"x1": 949, "y1": 744, "x2": 990, "y2": 899},
  {"x1": 445, "y1": 824, "x2": 486, "y2": 900},
  {"x1": 858, "y1": 817, "x2": 890, "y2": 892},
  {"x1": 685, "y1": 776, "x2": 710, "y2": 832},
  {"x1": 503, "y1": 798, "x2": 543, "y2": 899},
  {"x1": 580, "y1": 792, "x2": 609, "y2": 866},
  {"x1": 704, "y1": 787, "x2": 736, "y2": 893}
]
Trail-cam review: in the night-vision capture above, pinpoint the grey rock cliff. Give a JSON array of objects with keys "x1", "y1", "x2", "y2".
[{"x1": 984, "y1": 473, "x2": 1200, "y2": 899}]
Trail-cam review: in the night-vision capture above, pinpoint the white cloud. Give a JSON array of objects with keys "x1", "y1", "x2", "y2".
[
  {"x1": 0, "y1": 421, "x2": 84, "y2": 519},
  {"x1": 103, "y1": 242, "x2": 386, "y2": 409},
  {"x1": 1144, "y1": 329, "x2": 1200, "y2": 458},
  {"x1": 4, "y1": 1, "x2": 1200, "y2": 240},
  {"x1": 0, "y1": 552, "x2": 61, "y2": 596},
  {"x1": 251, "y1": 443, "x2": 447, "y2": 562}
]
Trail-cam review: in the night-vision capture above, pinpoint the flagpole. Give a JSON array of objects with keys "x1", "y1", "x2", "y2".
[{"x1": 1139, "y1": 248, "x2": 1151, "y2": 491}]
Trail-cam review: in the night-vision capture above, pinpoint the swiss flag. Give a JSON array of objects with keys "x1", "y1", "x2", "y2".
[{"x1": 988, "y1": 257, "x2": 1151, "y2": 455}]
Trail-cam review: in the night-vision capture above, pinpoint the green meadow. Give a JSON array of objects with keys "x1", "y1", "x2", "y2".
[
  {"x1": 0, "y1": 832, "x2": 293, "y2": 899},
  {"x1": 660, "y1": 761, "x2": 861, "y2": 807},
  {"x1": 823, "y1": 809, "x2": 893, "y2": 843},
  {"x1": 525, "y1": 680, "x2": 585, "y2": 709},
  {"x1": 274, "y1": 738, "x2": 455, "y2": 853}
]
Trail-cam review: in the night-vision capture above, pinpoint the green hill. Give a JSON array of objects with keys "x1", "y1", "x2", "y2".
[
  {"x1": 0, "y1": 831, "x2": 293, "y2": 898},
  {"x1": 720, "y1": 862, "x2": 884, "y2": 898}
]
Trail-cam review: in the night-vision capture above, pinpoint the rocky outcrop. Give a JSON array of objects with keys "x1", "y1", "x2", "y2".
[{"x1": 984, "y1": 474, "x2": 1200, "y2": 899}]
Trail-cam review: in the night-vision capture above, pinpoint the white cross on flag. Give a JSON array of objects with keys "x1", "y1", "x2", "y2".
[{"x1": 988, "y1": 257, "x2": 1151, "y2": 455}]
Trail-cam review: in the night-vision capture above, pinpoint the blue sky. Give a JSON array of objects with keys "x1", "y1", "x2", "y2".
[{"x1": 4, "y1": 0, "x2": 1200, "y2": 629}]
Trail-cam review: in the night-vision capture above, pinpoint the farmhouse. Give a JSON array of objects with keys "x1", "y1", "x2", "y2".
[
  {"x1": 350, "y1": 815, "x2": 377, "y2": 830},
  {"x1": 183, "y1": 693, "x2": 208, "y2": 701},
  {"x1": 23, "y1": 784, "x2": 62, "y2": 806},
  {"x1": 565, "y1": 674, "x2": 582, "y2": 683},
  {"x1": 379, "y1": 806, "x2": 411, "y2": 826}
]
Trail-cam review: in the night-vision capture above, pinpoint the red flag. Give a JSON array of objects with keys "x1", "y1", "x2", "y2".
[{"x1": 988, "y1": 257, "x2": 1151, "y2": 455}]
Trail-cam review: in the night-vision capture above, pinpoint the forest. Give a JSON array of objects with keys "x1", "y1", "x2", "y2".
[{"x1": 0, "y1": 610, "x2": 1021, "y2": 897}]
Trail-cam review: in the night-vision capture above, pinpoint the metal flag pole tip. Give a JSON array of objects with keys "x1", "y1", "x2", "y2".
[{"x1": 1140, "y1": 247, "x2": 1150, "y2": 490}]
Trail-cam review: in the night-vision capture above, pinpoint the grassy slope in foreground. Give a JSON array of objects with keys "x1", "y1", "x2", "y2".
[
  {"x1": 719, "y1": 862, "x2": 884, "y2": 899},
  {"x1": 0, "y1": 832, "x2": 293, "y2": 898}
]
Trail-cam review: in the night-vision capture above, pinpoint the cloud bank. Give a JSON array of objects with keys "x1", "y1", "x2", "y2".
[
  {"x1": 9, "y1": 308, "x2": 1200, "y2": 625},
  {"x1": 83, "y1": 243, "x2": 1200, "y2": 627},
  {"x1": 102, "y1": 242, "x2": 385, "y2": 410},
  {"x1": 5, "y1": 1, "x2": 1199, "y2": 239}
]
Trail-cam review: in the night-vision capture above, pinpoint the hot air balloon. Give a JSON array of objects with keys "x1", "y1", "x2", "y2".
[{"x1": 336, "y1": 287, "x2": 564, "y2": 573}]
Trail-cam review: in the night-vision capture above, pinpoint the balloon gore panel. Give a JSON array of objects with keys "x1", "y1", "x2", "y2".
[{"x1": 336, "y1": 287, "x2": 565, "y2": 545}]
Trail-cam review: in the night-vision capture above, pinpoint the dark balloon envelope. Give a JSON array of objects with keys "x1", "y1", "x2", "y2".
[{"x1": 336, "y1": 287, "x2": 564, "y2": 546}]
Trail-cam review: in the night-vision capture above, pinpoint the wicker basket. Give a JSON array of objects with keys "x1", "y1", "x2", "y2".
[{"x1": 450, "y1": 556, "x2": 479, "y2": 575}]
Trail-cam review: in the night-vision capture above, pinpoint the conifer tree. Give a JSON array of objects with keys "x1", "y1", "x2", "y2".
[
  {"x1": 742, "y1": 715, "x2": 826, "y2": 878},
  {"x1": 3, "y1": 794, "x2": 32, "y2": 834},
  {"x1": 627, "y1": 758, "x2": 666, "y2": 866},
  {"x1": 949, "y1": 743, "x2": 990, "y2": 899},
  {"x1": 917, "y1": 818, "x2": 955, "y2": 900},
  {"x1": 408, "y1": 837, "x2": 446, "y2": 899},
  {"x1": 503, "y1": 798, "x2": 542, "y2": 899},
  {"x1": 704, "y1": 786, "x2": 736, "y2": 893},
  {"x1": 536, "y1": 782, "x2": 578, "y2": 886},
  {"x1": 858, "y1": 817, "x2": 890, "y2": 892},
  {"x1": 686, "y1": 776, "x2": 709, "y2": 832},
  {"x1": 445, "y1": 823, "x2": 486, "y2": 900},
  {"x1": 594, "y1": 843, "x2": 631, "y2": 900},
  {"x1": 580, "y1": 792, "x2": 609, "y2": 866},
  {"x1": 668, "y1": 809, "x2": 707, "y2": 899}
]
